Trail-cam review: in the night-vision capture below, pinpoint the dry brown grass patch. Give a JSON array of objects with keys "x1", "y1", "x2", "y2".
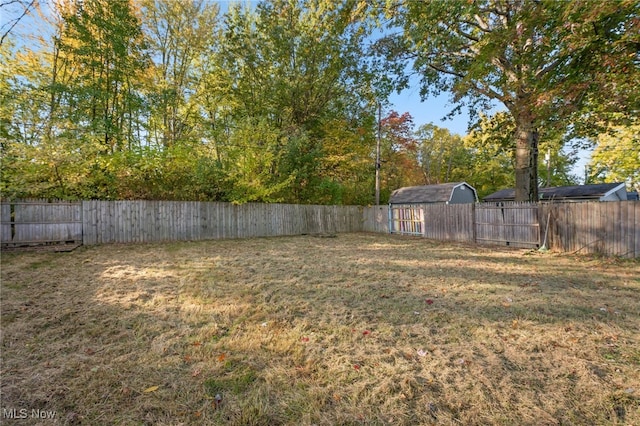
[{"x1": 1, "y1": 234, "x2": 639, "y2": 425}]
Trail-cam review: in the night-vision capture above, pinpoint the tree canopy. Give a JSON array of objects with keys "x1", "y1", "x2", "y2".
[
  {"x1": 375, "y1": 0, "x2": 639, "y2": 200},
  {"x1": 1, "y1": 0, "x2": 637, "y2": 203}
]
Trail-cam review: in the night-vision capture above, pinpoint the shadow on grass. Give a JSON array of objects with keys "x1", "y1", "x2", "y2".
[{"x1": 1, "y1": 234, "x2": 639, "y2": 425}]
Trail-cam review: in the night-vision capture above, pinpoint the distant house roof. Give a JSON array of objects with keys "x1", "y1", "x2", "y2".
[
  {"x1": 390, "y1": 182, "x2": 478, "y2": 204},
  {"x1": 483, "y1": 183, "x2": 628, "y2": 202}
]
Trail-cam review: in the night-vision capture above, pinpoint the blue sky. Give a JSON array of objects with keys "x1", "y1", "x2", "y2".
[
  {"x1": 388, "y1": 87, "x2": 591, "y2": 183},
  {"x1": 390, "y1": 89, "x2": 470, "y2": 135}
]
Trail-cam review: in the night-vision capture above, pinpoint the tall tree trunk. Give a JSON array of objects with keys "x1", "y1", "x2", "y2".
[{"x1": 514, "y1": 111, "x2": 539, "y2": 202}]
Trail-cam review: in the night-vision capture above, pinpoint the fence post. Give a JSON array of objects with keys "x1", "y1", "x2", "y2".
[{"x1": 472, "y1": 203, "x2": 477, "y2": 244}]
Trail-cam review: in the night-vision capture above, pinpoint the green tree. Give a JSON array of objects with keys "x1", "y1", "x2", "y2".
[
  {"x1": 53, "y1": 0, "x2": 148, "y2": 153},
  {"x1": 214, "y1": 0, "x2": 378, "y2": 204},
  {"x1": 0, "y1": 25, "x2": 96, "y2": 199},
  {"x1": 315, "y1": 117, "x2": 376, "y2": 205},
  {"x1": 414, "y1": 123, "x2": 468, "y2": 185},
  {"x1": 141, "y1": 0, "x2": 219, "y2": 147},
  {"x1": 462, "y1": 112, "x2": 578, "y2": 200},
  {"x1": 377, "y1": 111, "x2": 422, "y2": 202},
  {"x1": 588, "y1": 125, "x2": 640, "y2": 191},
  {"x1": 375, "y1": 0, "x2": 639, "y2": 201}
]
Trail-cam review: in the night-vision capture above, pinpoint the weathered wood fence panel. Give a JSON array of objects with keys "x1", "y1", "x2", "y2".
[
  {"x1": 81, "y1": 200, "x2": 364, "y2": 245},
  {"x1": 361, "y1": 205, "x2": 389, "y2": 233},
  {"x1": 1, "y1": 202, "x2": 11, "y2": 243},
  {"x1": 476, "y1": 202, "x2": 540, "y2": 248},
  {"x1": 3, "y1": 200, "x2": 638, "y2": 257},
  {"x1": 0, "y1": 200, "x2": 82, "y2": 246},
  {"x1": 423, "y1": 203, "x2": 475, "y2": 242},
  {"x1": 540, "y1": 201, "x2": 639, "y2": 257}
]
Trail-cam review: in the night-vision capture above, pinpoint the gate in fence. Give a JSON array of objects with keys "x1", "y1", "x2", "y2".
[
  {"x1": 1, "y1": 200, "x2": 83, "y2": 248},
  {"x1": 389, "y1": 205, "x2": 424, "y2": 236},
  {"x1": 475, "y1": 202, "x2": 540, "y2": 248}
]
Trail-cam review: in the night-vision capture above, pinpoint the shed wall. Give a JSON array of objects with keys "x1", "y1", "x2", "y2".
[{"x1": 450, "y1": 187, "x2": 476, "y2": 204}]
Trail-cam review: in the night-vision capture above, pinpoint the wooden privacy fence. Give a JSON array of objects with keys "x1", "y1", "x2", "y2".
[
  {"x1": 82, "y1": 201, "x2": 362, "y2": 245},
  {"x1": 424, "y1": 203, "x2": 475, "y2": 242},
  {"x1": 0, "y1": 200, "x2": 364, "y2": 246},
  {"x1": 540, "y1": 201, "x2": 640, "y2": 257},
  {"x1": 0, "y1": 200, "x2": 82, "y2": 246},
  {"x1": 476, "y1": 202, "x2": 540, "y2": 248},
  {"x1": 1, "y1": 199, "x2": 638, "y2": 257},
  {"x1": 386, "y1": 201, "x2": 639, "y2": 257},
  {"x1": 361, "y1": 205, "x2": 389, "y2": 234}
]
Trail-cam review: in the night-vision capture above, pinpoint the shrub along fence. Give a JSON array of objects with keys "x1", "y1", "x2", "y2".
[{"x1": 0, "y1": 199, "x2": 638, "y2": 257}]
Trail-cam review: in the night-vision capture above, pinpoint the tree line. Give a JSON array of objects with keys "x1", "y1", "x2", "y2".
[{"x1": 1, "y1": 0, "x2": 638, "y2": 204}]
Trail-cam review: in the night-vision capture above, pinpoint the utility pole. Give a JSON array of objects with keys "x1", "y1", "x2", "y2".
[{"x1": 375, "y1": 102, "x2": 381, "y2": 205}]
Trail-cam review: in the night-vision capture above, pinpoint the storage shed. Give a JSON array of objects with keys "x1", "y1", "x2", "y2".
[
  {"x1": 483, "y1": 182, "x2": 628, "y2": 203},
  {"x1": 389, "y1": 182, "x2": 478, "y2": 205},
  {"x1": 388, "y1": 182, "x2": 478, "y2": 236}
]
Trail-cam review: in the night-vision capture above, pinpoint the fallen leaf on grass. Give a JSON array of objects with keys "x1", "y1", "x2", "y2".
[
  {"x1": 425, "y1": 299, "x2": 434, "y2": 305},
  {"x1": 300, "y1": 336, "x2": 310, "y2": 342},
  {"x1": 143, "y1": 385, "x2": 159, "y2": 393},
  {"x1": 217, "y1": 353, "x2": 226, "y2": 362},
  {"x1": 353, "y1": 364, "x2": 361, "y2": 370},
  {"x1": 362, "y1": 330, "x2": 371, "y2": 336},
  {"x1": 191, "y1": 369, "x2": 201, "y2": 377}
]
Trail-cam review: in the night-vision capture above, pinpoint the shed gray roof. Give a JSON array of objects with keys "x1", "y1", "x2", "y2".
[
  {"x1": 484, "y1": 183, "x2": 626, "y2": 202},
  {"x1": 390, "y1": 182, "x2": 476, "y2": 204}
]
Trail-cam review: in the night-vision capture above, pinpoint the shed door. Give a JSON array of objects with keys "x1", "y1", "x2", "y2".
[{"x1": 390, "y1": 205, "x2": 424, "y2": 236}]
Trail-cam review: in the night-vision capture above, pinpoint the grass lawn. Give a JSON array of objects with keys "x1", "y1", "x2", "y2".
[{"x1": 1, "y1": 233, "x2": 639, "y2": 425}]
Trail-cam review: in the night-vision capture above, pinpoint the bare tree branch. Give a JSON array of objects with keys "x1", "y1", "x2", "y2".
[
  {"x1": 0, "y1": 0, "x2": 36, "y2": 47},
  {"x1": 428, "y1": 62, "x2": 465, "y2": 78}
]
